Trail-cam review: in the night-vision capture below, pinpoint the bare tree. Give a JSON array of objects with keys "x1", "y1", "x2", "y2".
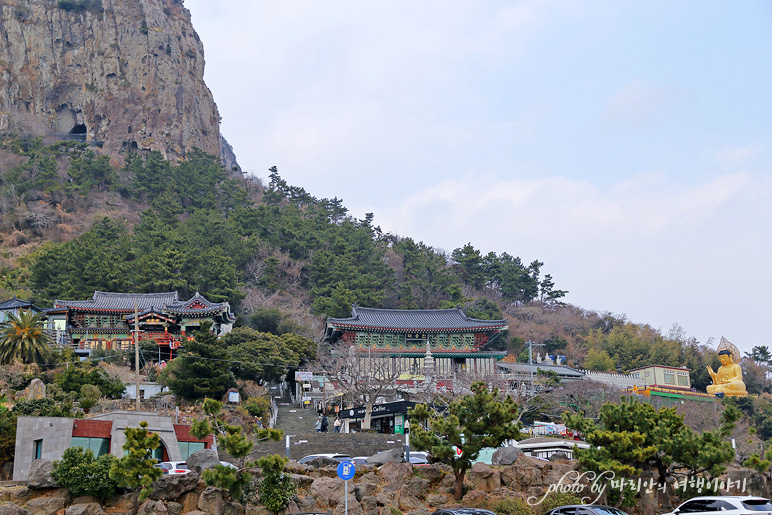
[{"x1": 315, "y1": 342, "x2": 405, "y2": 429}]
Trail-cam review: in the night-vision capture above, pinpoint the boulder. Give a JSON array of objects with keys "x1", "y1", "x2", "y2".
[
  {"x1": 353, "y1": 482, "x2": 377, "y2": 502},
  {"x1": 244, "y1": 508, "x2": 271, "y2": 515},
  {"x1": 491, "y1": 446, "x2": 522, "y2": 466},
  {"x1": 413, "y1": 464, "x2": 444, "y2": 483},
  {"x1": 468, "y1": 463, "x2": 500, "y2": 492},
  {"x1": 137, "y1": 500, "x2": 168, "y2": 515},
  {"x1": 401, "y1": 477, "x2": 431, "y2": 499},
  {"x1": 331, "y1": 499, "x2": 365, "y2": 515},
  {"x1": 198, "y1": 487, "x2": 226, "y2": 515},
  {"x1": 5, "y1": 486, "x2": 32, "y2": 504},
  {"x1": 186, "y1": 449, "x2": 220, "y2": 474},
  {"x1": 289, "y1": 473, "x2": 315, "y2": 488},
  {"x1": 65, "y1": 504, "x2": 104, "y2": 515},
  {"x1": 166, "y1": 503, "x2": 182, "y2": 515},
  {"x1": 27, "y1": 460, "x2": 59, "y2": 489},
  {"x1": 549, "y1": 452, "x2": 569, "y2": 461},
  {"x1": 377, "y1": 461, "x2": 413, "y2": 483},
  {"x1": 309, "y1": 477, "x2": 352, "y2": 507},
  {"x1": 366, "y1": 448, "x2": 404, "y2": 466},
  {"x1": 223, "y1": 502, "x2": 245, "y2": 515},
  {"x1": 304, "y1": 456, "x2": 341, "y2": 468},
  {"x1": 293, "y1": 495, "x2": 318, "y2": 513},
  {"x1": 178, "y1": 491, "x2": 199, "y2": 514},
  {"x1": 24, "y1": 496, "x2": 67, "y2": 515},
  {"x1": 461, "y1": 489, "x2": 487, "y2": 506},
  {"x1": 359, "y1": 495, "x2": 379, "y2": 515},
  {"x1": 0, "y1": 503, "x2": 29, "y2": 515},
  {"x1": 426, "y1": 494, "x2": 448, "y2": 507},
  {"x1": 149, "y1": 471, "x2": 200, "y2": 500}
]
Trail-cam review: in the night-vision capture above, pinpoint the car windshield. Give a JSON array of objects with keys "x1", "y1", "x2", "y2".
[{"x1": 743, "y1": 500, "x2": 772, "y2": 512}]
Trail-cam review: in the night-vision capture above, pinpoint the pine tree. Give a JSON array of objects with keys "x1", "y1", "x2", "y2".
[
  {"x1": 109, "y1": 421, "x2": 163, "y2": 515},
  {"x1": 409, "y1": 382, "x2": 524, "y2": 500},
  {"x1": 161, "y1": 322, "x2": 235, "y2": 400}
]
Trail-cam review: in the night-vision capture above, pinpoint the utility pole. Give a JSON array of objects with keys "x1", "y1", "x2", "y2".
[
  {"x1": 528, "y1": 340, "x2": 534, "y2": 396},
  {"x1": 134, "y1": 301, "x2": 140, "y2": 411}
]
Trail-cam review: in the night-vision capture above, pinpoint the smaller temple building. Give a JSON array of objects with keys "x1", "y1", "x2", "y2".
[
  {"x1": 49, "y1": 291, "x2": 235, "y2": 357},
  {"x1": 324, "y1": 306, "x2": 508, "y2": 378}
]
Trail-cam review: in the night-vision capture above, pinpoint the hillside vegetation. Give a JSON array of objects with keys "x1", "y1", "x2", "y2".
[{"x1": 0, "y1": 134, "x2": 751, "y2": 385}]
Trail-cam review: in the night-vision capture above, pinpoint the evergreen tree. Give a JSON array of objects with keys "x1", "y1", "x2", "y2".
[
  {"x1": 409, "y1": 382, "x2": 524, "y2": 500},
  {"x1": 160, "y1": 322, "x2": 235, "y2": 400},
  {"x1": 109, "y1": 421, "x2": 163, "y2": 515},
  {"x1": 565, "y1": 398, "x2": 740, "y2": 498}
]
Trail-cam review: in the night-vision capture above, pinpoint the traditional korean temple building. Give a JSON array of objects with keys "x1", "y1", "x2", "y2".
[
  {"x1": 49, "y1": 291, "x2": 235, "y2": 357},
  {"x1": 323, "y1": 306, "x2": 508, "y2": 378}
]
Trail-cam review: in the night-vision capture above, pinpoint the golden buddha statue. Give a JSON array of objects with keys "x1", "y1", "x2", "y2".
[{"x1": 706, "y1": 337, "x2": 747, "y2": 397}]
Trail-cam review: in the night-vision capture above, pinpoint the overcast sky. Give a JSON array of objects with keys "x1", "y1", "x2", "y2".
[{"x1": 184, "y1": 0, "x2": 771, "y2": 354}]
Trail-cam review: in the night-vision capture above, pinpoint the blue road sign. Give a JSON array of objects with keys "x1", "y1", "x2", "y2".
[{"x1": 337, "y1": 461, "x2": 355, "y2": 480}]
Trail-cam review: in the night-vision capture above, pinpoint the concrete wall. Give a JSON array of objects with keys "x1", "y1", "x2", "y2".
[
  {"x1": 93, "y1": 411, "x2": 183, "y2": 462},
  {"x1": 13, "y1": 417, "x2": 74, "y2": 481}
]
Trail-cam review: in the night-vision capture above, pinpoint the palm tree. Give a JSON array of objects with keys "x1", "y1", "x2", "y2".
[{"x1": 0, "y1": 309, "x2": 52, "y2": 364}]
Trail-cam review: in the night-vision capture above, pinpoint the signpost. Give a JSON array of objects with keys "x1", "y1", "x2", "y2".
[{"x1": 337, "y1": 461, "x2": 356, "y2": 515}]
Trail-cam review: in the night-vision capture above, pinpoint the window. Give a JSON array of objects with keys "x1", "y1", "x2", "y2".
[
  {"x1": 678, "y1": 500, "x2": 723, "y2": 513},
  {"x1": 34, "y1": 439, "x2": 43, "y2": 460},
  {"x1": 664, "y1": 373, "x2": 675, "y2": 385},
  {"x1": 179, "y1": 441, "x2": 206, "y2": 460},
  {"x1": 678, "y1": 375, "x2": 688, "y2": 386},
  {"x1": 70, "y1": 437, "x2": 110, "y2": 457}
]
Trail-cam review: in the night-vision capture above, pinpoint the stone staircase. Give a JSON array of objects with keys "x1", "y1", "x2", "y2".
[{"x1": 255, "y1": 388, "x2": 405, "y2": 461}]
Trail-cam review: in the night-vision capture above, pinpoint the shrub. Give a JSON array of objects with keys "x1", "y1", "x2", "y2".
[
  {"x1": 52, "y1": 447, "x2": 119, "y2": 501},
  {"x1": 258, "y1": 455, "x2": 296, "y2": 514},
  {"x1": 79, "y1": 384, "x2": 101, "y2": 411},
  {"x1": 493, "y1": 498, "x2": 532, "y2": 515},
  {"x1": 243, "y1": 396, "x2": 269, "y2": 418},
  {"x1": 538, "y1": 492, "x2": 583, "y2": 513}
]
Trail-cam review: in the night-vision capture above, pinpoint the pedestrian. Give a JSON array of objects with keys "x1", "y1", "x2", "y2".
[
  {"x1": 321, "y1": 414, "x2": 329, "y2": 433},
  {"x1": 334, "y1": 416, "x2": 342, "y2": 433},
  {"x1": 315, "y1": 416, "x2": 322, "y2": 433}
]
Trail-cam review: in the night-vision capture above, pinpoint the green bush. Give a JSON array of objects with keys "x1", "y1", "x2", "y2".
[
  {"x1": 13, "y1": 398, "x2": 77, "y2": 417},
  {"x1": 538, "y1": 492, "x2": 583, "y2": 513},
  {"x1": 257, "y1": 455, "x2": 296, "y2": 514},
  {"x1": 243, "y1": 396, "x2": 269, "y2": 418},
  {"x1": 52, "y1": 447, "x2": 119, "y2": 501},
  {"x1": 493, "y1": 498, "x2": 532, "y2": 515}
]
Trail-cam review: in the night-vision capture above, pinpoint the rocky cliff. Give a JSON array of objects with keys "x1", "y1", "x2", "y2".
[{"x1": 0, "y1": 0, "x2": 237, "y2": 169}]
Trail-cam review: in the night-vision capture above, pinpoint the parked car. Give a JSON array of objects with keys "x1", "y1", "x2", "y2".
[
  {"x1": 352, "y1": 456, "x2": 369, "y2": 465},
  {"x1": 431, "y1": 509, "x2": 498, "y2": 515},
  {"x1": 298, "y1": 453, "x2": 352, "y2": 464},
  {"x1": 219, "y1": 461, "x2": 238, "y2": 470},
  {"x1": 407, "y1": 455, "x2": 430, "y2": 466},
  {"x1": 154, "y1": 461, "x2": 189, "y2": 475},
  {"x1": 663, "y1": 496, "x2": 772, "y2": 515},
  {"x1": 541, "y1": 506, "x2": 630, "y2": 515}
]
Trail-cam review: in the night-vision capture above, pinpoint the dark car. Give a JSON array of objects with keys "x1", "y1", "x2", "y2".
[
  {"x1": 431, "y1": 509, "x2": 498, "y2": 515},
  {"x1": 542, "y1": 506, "x2": 631, "y2": 515}
]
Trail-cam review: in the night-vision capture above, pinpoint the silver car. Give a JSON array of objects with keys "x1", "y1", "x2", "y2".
[{"x1": 663, "y1": 496, "x2": 772, "y2": 515}]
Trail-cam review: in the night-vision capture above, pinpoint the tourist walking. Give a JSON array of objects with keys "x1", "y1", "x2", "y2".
[
  {"x1": 315, "y1": 416, "x2": 322, "y2": 433},
  {"x1": 321, "y1": 414, "x2": 329, "y2": 433},
  {"x1": 334, "y1": 416, "x2": 342, "y2": 433}
]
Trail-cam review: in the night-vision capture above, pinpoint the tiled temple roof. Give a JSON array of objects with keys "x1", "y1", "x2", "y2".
[
  {"x1": 327, "y1": 306, "x2": 507, "y2": 332},
  {"x1": 54, "y1": 291, "x2": 235, "y2": 322},
  {"x1": 55, "y1": 291, "x2": 180, "y2": 311},
  {"x1": 0, "y1": 297, "x2": 38, "y2": 310}
]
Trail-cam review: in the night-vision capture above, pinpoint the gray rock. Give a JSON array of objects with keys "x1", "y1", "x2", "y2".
[
  {"x1": 0, "y1": 503, "x2": 29, "y2": 515},
  {"x1": 166, "y1": 503, "x2": 182, "y2": 515},
  {"x1": 65, "y1": 504, "x2": 104, "y2": 515},
  {"x1": 198, "y1": 486, "x2": 226, "y2": 514},
  {"x1": 27, "y1": 460, "x2": 59, "y2": 489},
  {"x1": 426, "y1": 494, "x2": 448, "y2": 507},
  {"x1": 293, "y1": 495, "x2": 318, "y2": 513},
  {"x1": 25, "y1": 496, "x2": 67, "y2": 515},
  {"x1": 366, "y1": 448, "x2": 404, "y2": 466},
  {"x1": 549, "y1": 452, "x2": 569, "y2": 461},
  {"x1": 491, "y1": 446, "x2": 523, "y2": 466},
  {"x1": 353, "y1": 482, "x2": 377, "y2": 502},
  {"x1": 138, "y1": 500, "x2": 168, "y2": 515},
  {"x1": 304, "y1": 456, "x2": 341, "y2": 468},
  {"x1": 149, "y1": 471, "x2": 200, "y2": 500},
  {"x1": 223, "y1": 502, "x2": 245, "y2": 515},
  {"x1": 186, "y1": 449, "x2": 220, "y2": 474}
]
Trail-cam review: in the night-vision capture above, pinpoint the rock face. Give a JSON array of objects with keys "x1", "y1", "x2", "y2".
[
  {"x1": 186, "y1": 449, "x2": 219, "y2": 475},
  {"x1": 27, "y1": 460, "x2": 59, "y2": 490},
  {"x1": 0, "y1": 0, "x2": 237, "y2": 169}
]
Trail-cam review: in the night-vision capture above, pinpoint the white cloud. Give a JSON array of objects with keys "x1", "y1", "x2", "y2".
[{"x1": 602, "y1": 79, "x2": 686, "y2": 129}]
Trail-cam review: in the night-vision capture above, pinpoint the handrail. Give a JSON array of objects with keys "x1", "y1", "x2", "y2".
[{"x1": 269, "y1": 396, "x2": 278, "y2": 428}]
